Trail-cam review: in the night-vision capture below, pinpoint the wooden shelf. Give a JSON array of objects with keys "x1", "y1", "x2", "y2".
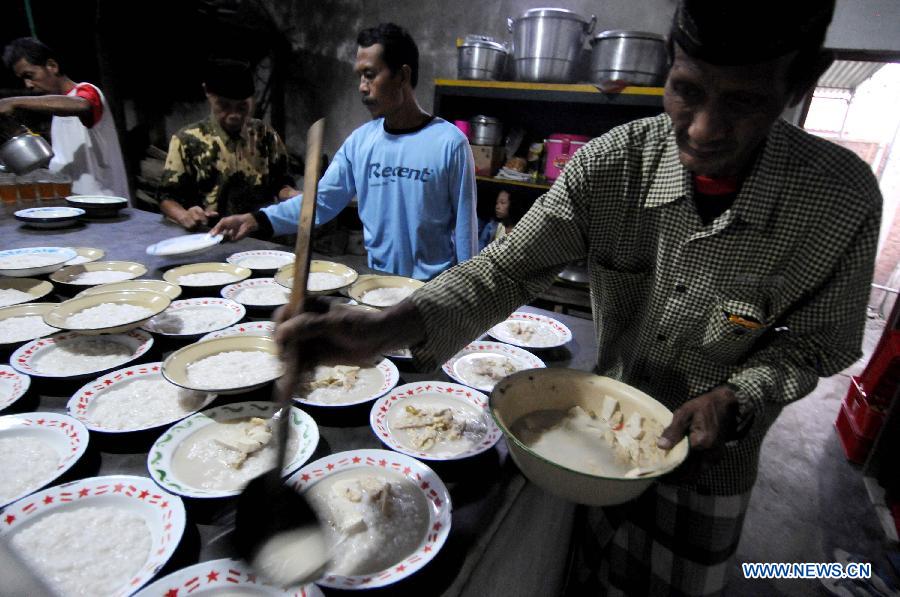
[
  {"x1": 476, "y1": 175, "x2": 551, "y2": 190},
  {"x1": 434, "y1": 79, "x2": 664, "y2": 107}
]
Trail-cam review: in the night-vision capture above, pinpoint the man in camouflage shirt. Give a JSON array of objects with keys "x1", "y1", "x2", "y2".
[{"x1": 159, "y1": 59, "x2": 296, "y2": 231}]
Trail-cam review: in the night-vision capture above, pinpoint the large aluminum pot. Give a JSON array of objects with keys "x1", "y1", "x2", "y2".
[
  {"x1": 458, "y1": 35, "x2": 508, "y2": 80},
  {"x1": 469, "y1": 115, "x2": 503, "y2": 146},
  {"x1": 507, "y1": 8, "x2": 596, "y2": 83},
  {"x1": 589, "y1": 31, "x2": 668, "y2": 86},
  {"x1": 0, "y1": 133, "x2": 53, "y2": 175}
]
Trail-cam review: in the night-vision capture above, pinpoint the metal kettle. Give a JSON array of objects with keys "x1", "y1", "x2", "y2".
[{"x1": 0, "y1": 114, "x2": 53, "y2": 174}]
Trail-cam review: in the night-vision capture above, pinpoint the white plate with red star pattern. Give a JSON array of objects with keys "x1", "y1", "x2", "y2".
[
  {"x1": 487, "y1": 310, "x2": 573, "y2": 349},
  {"x1": 0, "y1": 475, "x2": 186, "y2": 597},
  {"x1": 285, "y1": 449, "x2": 452, "y2": 590},
  {"x1": 442, "y1": 341, "x2": 546, "y2": 392},
  {"x1": 199, "y1": 320, "x2": 275, "y2": 342},
  {"x1": 0, "y1": 365, "x2": 31, "y2": 411},
  {"x1": 370, "y1": 381, "x2": 502, "y2": 461},
  {"x1": 132, "y1": 557, "x2": 325, "y2": 597},
  {"x1": 10, "y1": 329, "x2": 155, "y2": 380},
  {"x1": 0, "y1": 412, "x2": 89, "y2": 509},
  {"x1": 67, "y1": 362, "x2": 218, "y2": 433}
]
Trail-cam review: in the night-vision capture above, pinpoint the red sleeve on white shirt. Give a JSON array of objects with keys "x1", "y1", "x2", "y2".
[{"x1": 72, "y1": 83, "x2": 103, "y2": 128}]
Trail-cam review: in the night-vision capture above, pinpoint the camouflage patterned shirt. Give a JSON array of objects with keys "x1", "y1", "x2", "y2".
[{"x1": 158, "y1": 116, "x2": 292, "y2": 216}]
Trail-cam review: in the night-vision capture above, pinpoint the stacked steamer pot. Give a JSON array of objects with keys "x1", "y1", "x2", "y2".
[{"x1": 507, "y1": 8, "x2": 595, "y2": 82}]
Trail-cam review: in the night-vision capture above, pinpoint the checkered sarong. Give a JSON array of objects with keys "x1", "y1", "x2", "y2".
[{"x1": 568, "y1": 483, "x2": 751, "y2": 596}]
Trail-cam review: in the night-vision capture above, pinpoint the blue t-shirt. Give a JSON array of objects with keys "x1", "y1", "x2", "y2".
[{"x1": 262, "y1": 117, "x2": 477, "y2": 280}]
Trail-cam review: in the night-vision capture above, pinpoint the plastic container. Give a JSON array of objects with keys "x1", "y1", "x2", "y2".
[
  {"x1": 453, "y1": 119, "x2": 472, "y2": 140},
  {"x1": 843, "y1": 376, "x2": 887, "y2": 439},
  {"x1": 544, "y1": 133, "x2": 590, "y2": 180},
  {"x1": 834, "y1": 401, "x2": 874, "y2": 464},
  {"x1": 860, "y1": 330, "x2": 900, "y2": 400}
]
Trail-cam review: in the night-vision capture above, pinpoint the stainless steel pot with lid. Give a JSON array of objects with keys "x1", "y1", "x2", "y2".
[
  {"x1": 589, "y1": 30, "x2": 668, "y2": 86},
  {"x1": 507, "y1": 8, "x2": 596, "y2": 83},
  {"x1": 469, "y1": 115, "x2": 503, "y2": 146},
  {"x1": 458, "y1": 35, "x2": 508, "y2": 80}
]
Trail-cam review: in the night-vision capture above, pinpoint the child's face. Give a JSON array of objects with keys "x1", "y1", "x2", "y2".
[{"x1": 495, "y1": 192, "x2": 511, "y2": 220}]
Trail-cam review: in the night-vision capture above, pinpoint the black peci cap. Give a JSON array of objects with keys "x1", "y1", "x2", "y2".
[
  {"x1": 670, "y1": 0, "x2": 835, "y2": 65},
  {"x1": 203, "y1": 58, "x2": 255, "y2": 100}
]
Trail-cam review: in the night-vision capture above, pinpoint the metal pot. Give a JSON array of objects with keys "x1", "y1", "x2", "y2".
[
  {"x1": 507, "y1": 8, "x2": 596, "y2": 83},
  {"x1": 589, "y1": 31, "x2": 668, "y2": 86},
  {"x1": 469, "y1": 115, "x2": 503, "y2": 146},
  {"x1": 458, "y1": 35, "x2": 508, "y2": 80},
  {"x1": 0, "y1": 133, "x2": 54, "y2": 175}
]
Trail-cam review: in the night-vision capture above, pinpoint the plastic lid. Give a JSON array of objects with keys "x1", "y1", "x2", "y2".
[
  {"x1": 470, "y1": 115, "x2": 501, "y2": 125},
  {"x1": 519, "y1": 8, "x2": 588, "y2": 22},
  {"x1": 592, "y1": 30, "x2": 666, "y2": 42},
  {"x1": 460, "y1": 35, "x2": 507, "y2": 52}
]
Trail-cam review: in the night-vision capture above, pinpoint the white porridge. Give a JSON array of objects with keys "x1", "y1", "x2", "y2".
[
  {"x1": 454, "y1": 353, "x2": 520, "y2": 390},
  {"x1": 71, "y1": 270, "x2": 134, "y2": 285},
  {"x1": 0, "y1": 315, "x2": 56, "y2": 344},
  {"x1": 295, "y1": 362, "x2": 384, "y2": 405},
  {"x1": 187, "y1": 351, "x2": 283, "y2": 389},
  {"x1": 171, "y1": 416, "x2": 298, "y2": 491},
  {"x1": 178, "y1": 272, "x2": 240, "y2": 286},
  {"x1": 306, "y1": 468, "x2": 429, "y2": 576},
  {"x1": 66, "y1": 303, "x2": 154, "y2": 328},
  {"x1": 88, "y1": 376, "x2": 210, "y2": 430},
  {"x1": 307, "y1": 272, "x2": 345, "y2": 292},
  {"x1": 11, "y1": 505, "x2": 152, "y2": 596},
  {"x1": 0, "y1": 254, "x2": 62, "y2": 269},
  {"x1": 0, "y1": 436, "x2": 60, "y2": 501},
  {"x1": 498, "y1": 320, "x2": 558, "y2": 347},
  {"x1": 34, "y1": 336, "x2": 135, "y2": 376},
  {"x1": 388, "y1": 395, "x2": 489, "y2": 456},
  {"x1": 361, "y1": 286, "x2": 414, "y2": 307},
  {"x1": 0, "y1": 288, "x2": 35, "y2": 307},
  {"x1": 146, "y1": 307, "x2": 235, "y2": 335},
  {"x1": 239, "y1": 255, "x2": 292, "y2": 269},
  {"x1": 238, "y1": 286, "x2": 289, "y2": 306}
]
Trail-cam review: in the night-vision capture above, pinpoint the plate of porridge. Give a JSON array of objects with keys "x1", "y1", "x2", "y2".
[
  {"x1": 0, "y1": 365, "x2": 30, "y2": 411},
  {"x1": 0, "y1": 474, "x2": 186, "y2": 597},
  {"x1": 292, "y1": 358, "x2": 399, "y2": 408},
  {"x1": 443, "y1": 341, "x2": 545, "y2": 392},
  {"x1": 487, "y1": 311, "x2": 573, "y2": 349},
  {"x1": 148, "y1": 401, "x2": 319, "y2": 499},
  {"x1": 11, "y1": 329, "x2": 154, "y2": 379},
  {"x1": 133, "y1": 558, "x2": 325, "y2": 597},
  {"x1": 65, "y1": 246, "x2": 105, "y2": 266},
  {"x1": 50, "y1": 261, "x2": 147, "y2": 289},
  {"x1": 163, "y1": 262, "x2": 251, "y2": 289},
  {"x1": 142, "y1": 297, "x2": 245, "y2": 338},
  {"x1": 371, "y1": 381, "x2": 502, "y2": 461},
  {"x1": 0, "y1": 277, "x2": 53, "y2": 307},
  {"x1": 0, "y1": 302, "x2": 58, "y2": 348},
  {"x1": 77, "y1": 278, "x2": 182, "y2": 301},
  {"x1": 0, "y1": 411, "x2": 89, "y2": 508},
  {"x1": 284, "y1": 449, "x2": 451, "y2": 590},
  {"x1": 0, "y1": 246, "x2": 77, "y2": 277},
  {"x1": 45, "y1": 290, "x2": 171, "y2": 335},
  {"x1": 221, "y1": 278, "x2": 290, "y2": 309},
  {"x1": 200, "y1": 320, "x2": 275, "y2": 342},
  {"x1": 162, "y1": 335, "x2": 283, "y2": 394},
  {"x1": 275, "y1": 260, "x2": 359, "y2": 295},
  {"x1": 145, "y1": 232, "x2": 223, "y2": 257},
  {"x1": 227, "y1": 249, "x2": 295, "y2": 272},
  {"x1": 68, "y1": 362, "x2": 217, "y2": 433},
  {"x1": 348, "y1": 275, "x2": 424, "y2": 308}
]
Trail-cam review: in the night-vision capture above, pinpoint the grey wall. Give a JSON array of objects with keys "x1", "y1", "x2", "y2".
[{"x1": 210, "y1": 0, "x2": 900, "y2": 158}]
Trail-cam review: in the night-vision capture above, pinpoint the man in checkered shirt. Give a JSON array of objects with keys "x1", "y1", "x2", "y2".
[{"x1": 277, "y1": 1, "x2": 881, "y2": 594}]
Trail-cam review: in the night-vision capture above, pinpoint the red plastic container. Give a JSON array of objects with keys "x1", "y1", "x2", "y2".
[
  {"x1": 860, "y1": 331, "x2": 900, "y2": 404},
  {"x1": 834, "y1": 402, "x2": 874, "y2": 464},
  {"x1": 543, "y1": 133, "x2": 590, "y2": 180},
  {"x1": 843, "y1": 376, "x2": 887, "y2": 439}
]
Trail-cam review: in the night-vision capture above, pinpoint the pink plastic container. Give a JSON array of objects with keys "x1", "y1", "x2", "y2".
[
  {"x1": 454, "y1": 119, "x2": 472, "y2": 140},
  {"x1": 544, "y1": 133, "x2": 590, "y2": 180}
]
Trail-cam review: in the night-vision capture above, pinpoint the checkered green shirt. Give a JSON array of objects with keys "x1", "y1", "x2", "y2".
[{"x1": 410, "y1": 113, "x2": 881, "y2": 495}]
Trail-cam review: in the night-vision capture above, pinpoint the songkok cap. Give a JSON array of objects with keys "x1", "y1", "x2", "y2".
[
  {"x1": 670, "y1": 0, "x2": 835, "y2": 65},
  {"x1": 203, "y1": 58, "x2": 254, "y2": 100}
]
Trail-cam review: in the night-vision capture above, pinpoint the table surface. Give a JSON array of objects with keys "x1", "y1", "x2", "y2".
[{"x1": 0, "y1": 207, "x2": 598, "y2": 597}]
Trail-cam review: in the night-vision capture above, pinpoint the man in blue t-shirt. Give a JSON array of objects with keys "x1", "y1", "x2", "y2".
[{"x1": 212, "y1": 23, "x2": 477, "y2": 281}]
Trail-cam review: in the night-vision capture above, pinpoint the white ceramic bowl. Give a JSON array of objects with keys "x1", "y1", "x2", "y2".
[
  {"x1": 45, "y1": 290, "x2": 171, "y2": 335},
  {"x1": 199, "y1": 320, "x2": 275, "y2": 342},
  {"x1": 442, "y1": 340, "x2": 546, "y2": 392},
  {"x1": 67, "y1": 362, "x2": 217, "y2": 434},
  {"x1": 487, "y1": 311, "x2": 573, "y2": 349},
  {"x1": 76, "y1": 279, "x2": 182, "y2": 301},
  {"x1": 141, "y1": 297, "x2": 245, "y2": 338},
  {"x1": 163, "y1": 262, "x2": 251, "y2": 288},
  {"x1": 0, "y1": 474, "x2": 186, "y2": 597},
  {"x1": 0, "y1": 302, "x2": 59, "y2": 348},
  {"x1": 146, "y1": 233, "x2": 223, "y2": 257},
  {"x1": 292, "y1": 358, "x2": 399, "y2": 408},
  {"x1": 0, "y1": 365, "x2": 31, "y2": 411},
  {"x1": 347, "y1": 275, "x2": 423, "y2": 308},
  {"x1": 0, "y1": 246, "x2": 77, "y2": 277},
  {"x1": 221, "y1": 277, "x2": 290, "y2": 309},
  {"x1": 286, "y1": 449, "x2": 452, "y2": 590},
  {"x1": 276, "y1": 259, "x2": 359, "y2": 295},
  {"x1": 50, "y1": 261, "x2": 147, "y2": 289},
  {"x1": 162, "y1": 335, "x2": 282, "y2": 395},
  {"x1": 14, "y1": 206, "x2": 85, "y2": 228},
  {"x1": 147, "y1": 400, "x2": 319, "y2": 498},
  {"x1": 10, "y1": 329, "x2": 155, "y2": 380},
  {"x1": 0, "y1": 277, "x2": 54, "y2": 306},
  {"x1": 0, "y1": 411, "x2": 89, "y2": 508},
  {"x1": 227, "y1": 249, "x2": 295, "y2": 272},
  {"x1": 490, "y1": 369, "x2": 690, "y2": 506},
  {"x1": 65, "y1": 194, "x2": 128, "y2": 217}
]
